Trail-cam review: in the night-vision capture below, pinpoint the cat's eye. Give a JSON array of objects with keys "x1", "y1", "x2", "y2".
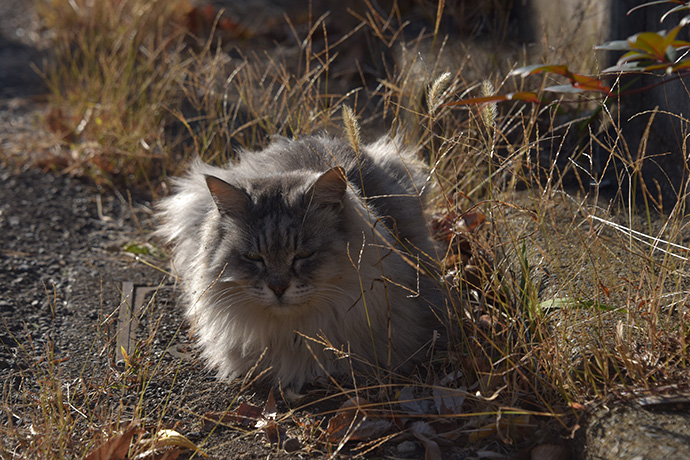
[
  {"x1": 244, "y1": 253, "x2": 263, "y2": 262},
  {"x1": 294, "y1": 251, "x2": 314, "y2": 260}
]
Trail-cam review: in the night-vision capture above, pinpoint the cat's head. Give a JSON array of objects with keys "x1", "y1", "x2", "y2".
[{"x1": 202, "y1": 167, "x2": 352, "y2": 312}]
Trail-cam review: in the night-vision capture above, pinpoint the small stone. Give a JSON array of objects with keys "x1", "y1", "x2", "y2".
[{"x1": 283, "y1": 437, "x2": 300, "y2": 453}]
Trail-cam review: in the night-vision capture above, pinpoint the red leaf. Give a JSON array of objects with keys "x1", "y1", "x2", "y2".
[
  {"x1": 444, "y1": 91, "x2": 541, "y2": 107},
  {"x1": 443, "y1": 94, "x2": 512, "y2": 106},
  {"x1": 571, "y1": 74, "x2": 611, "y2": 93},
  {"x1": 509, "y1": 64, "x2": 571, "y2": 78},
  {"x1": 506, "y1": 92, "x2": 542, "y2": 103},
  {"x1": 510, "y1": 64, "x2": 610, "y2": 95}
]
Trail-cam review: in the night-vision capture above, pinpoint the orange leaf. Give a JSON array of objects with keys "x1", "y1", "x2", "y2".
[
  {"x1": 510, "y1": 64, "x2": 610, "y2": 94},
  {"x1": 462, "y1": 211, "x2": 486, "y2": 232},
  {"x1": 85, "y1": 424, "x2": 140, "y2": 460},
  {"x1": 444, "y1": 92, "x2": 541, "y2": 107},
  {"x1": 571, "y1": 74, "x2": 611, "y2": 93}
]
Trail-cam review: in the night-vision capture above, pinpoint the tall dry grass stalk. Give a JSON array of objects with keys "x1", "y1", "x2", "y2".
[{"x1": 342, "y1": 105, "x2": 362, "y2": 156}]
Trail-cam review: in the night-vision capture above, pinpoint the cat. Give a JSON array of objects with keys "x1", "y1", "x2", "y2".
[{"x1": 155, "y1": 134, "x2": 442, "y2": 388}]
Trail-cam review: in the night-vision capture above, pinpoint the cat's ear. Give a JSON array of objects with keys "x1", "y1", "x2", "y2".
[
  {"x1": 308, "y1": 167, "x2": 347, "y2": 207},
  {"x1": 205, "y1": 175, "x2": 250, "y2": 217}
]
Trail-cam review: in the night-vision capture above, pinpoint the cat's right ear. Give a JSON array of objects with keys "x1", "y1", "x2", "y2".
[
  {"x1": 309, "y1": 167, "x2": 347, "y2": 207},
  {"x1": 205, "y1": 175, "x2": 250, "y2": 217}
]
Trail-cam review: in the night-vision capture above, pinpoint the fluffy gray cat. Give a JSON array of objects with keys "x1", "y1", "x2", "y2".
[{"x1": 156, "y1": 134, "x2": 442, "y2": 388}]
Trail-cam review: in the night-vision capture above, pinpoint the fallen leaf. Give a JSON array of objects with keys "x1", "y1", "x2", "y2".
[
  {"x1": 397, "y1": 386, "x2": 433, "y2": 415},
  {"x1": 468, "y1": 423, "x2": 496, "y2": 443},
  {"x1": 432, "y1": 385, "x2": 467, "y2": 415},
  {"x1": 259, "y1": 420, "x2": 284, "y2": 445},
  {"x1": 205, "y1": 391, "x2": 285, "y2": 445},
  {"x1": 460, "y1": 211, "x2": 486, "y2": 232},
  {"x1": 322, "y1": 398, "x2": 396, "y2": 443},
  {"x1": 263, "y1": 388, "x2": 277, "y2": 420},
  {"x1": 435, "y1": 372, "x2": 467, "y2": 415},
  {"x1": 85, "y1": 423, "x2": 140, "y2": 460},
  {"x1": 412, "y1": 431, "x2": 442, "y2": 460},
  {"x1": 203, "y1": 402, "x2": 263, "y2": 430},
  {"x1": 146, "y1": 430, "x2": 205, "y2": 456},
  {"x1": 409, "y1": 420, "x2": 436, "y2": 437}
]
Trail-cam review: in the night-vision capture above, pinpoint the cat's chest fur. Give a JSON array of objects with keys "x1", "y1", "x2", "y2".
[{"x1": 156, "y1": 134, "x2": 441, "y2": 388}]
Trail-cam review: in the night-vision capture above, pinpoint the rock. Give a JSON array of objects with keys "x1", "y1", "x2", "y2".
[
  {"x1": 577, "y1": 399, "x2": 690, "y2": 459},
  {"x1": 282, "y1": 437, "x2": 300, "y2": 453}
]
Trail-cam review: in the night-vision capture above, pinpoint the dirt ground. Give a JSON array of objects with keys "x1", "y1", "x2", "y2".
[{"x1": 2, "y1": 1, "x2": 690, "y2": 459}]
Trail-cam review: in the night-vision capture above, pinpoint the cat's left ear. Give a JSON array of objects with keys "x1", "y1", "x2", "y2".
[
  {"x1": 308, "y1": 167, "x2": 347, "y2": 207},
  {"x1": 205, "y1": 175, "x2": 250, "y2": 217}
]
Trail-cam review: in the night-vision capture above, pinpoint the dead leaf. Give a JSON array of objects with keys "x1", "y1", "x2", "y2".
[
  {"x1": 45, "y1": 107, "x2": 76, "y2": 142},
  {"x1": 203, "y1": 402, "x2": 263, "y2": 430},
  {"x1": 468, "y1": 423, "x2": 496, "y2": 443},
  {"x1": 259, "y1": 420, "x2": 283, "y2": 445},
  {"x1": 205, "y1": 390, "x2": 285, "y2": 445},
  {"x1": 409, "y1": 420, "x2": 435, "y2": 437},
  {"x1": 432, "y1": 385, "x2": 467, "y2": 415},
  {"x1": 322, "y1": 398, "x2": 396, "y2": 443},
  {"x1": 142, "y1": 429, "x2": 206, "y2": 457},
  {"x1": 397, "y1": 386, "x2": 433, "y2": 415},
  {"x1": 434, "y1": 372, "x2": 467, "y2": 415},
  {"x1": 263, "y1": 388, "x2": 277, "y2": 420},
  {"x1": 85, "y1": 423, "x2": 140, "y2": 460},
  {"x1": 412, "y1": 431, "x2": 442, "y2": 460},
  {"x1": 457, "y1": 211, "x2": 486, "y2": 233}
]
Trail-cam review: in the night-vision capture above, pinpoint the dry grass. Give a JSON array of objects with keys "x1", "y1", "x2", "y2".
[{"x1": 3, "y1": 0, "x2": 690, "y2": 458}]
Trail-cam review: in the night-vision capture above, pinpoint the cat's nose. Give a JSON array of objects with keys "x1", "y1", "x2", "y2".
[{"x1": 268, "y1": 282, "x2": 289, "y2": 298}]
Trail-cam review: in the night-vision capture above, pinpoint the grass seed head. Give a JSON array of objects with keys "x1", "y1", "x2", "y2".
[{"x1": 342, "y1": 105, "x2": 361, "y2": 156}]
